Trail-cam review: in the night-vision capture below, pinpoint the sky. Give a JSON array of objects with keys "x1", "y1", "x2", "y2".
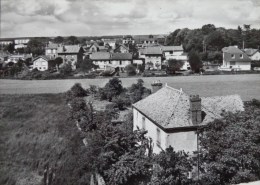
[{"x1": 1, "y1": 0, "x2": 260, "y2": 38}]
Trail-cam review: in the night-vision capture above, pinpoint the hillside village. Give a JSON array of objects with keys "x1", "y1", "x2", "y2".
[{"x1": 1, "y1": 24, "x2": 260, "y2": 79}]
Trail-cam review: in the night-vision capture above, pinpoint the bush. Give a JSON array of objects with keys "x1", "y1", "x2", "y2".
[
  {"x1": 125, "y1": 64, "x2": 136, "y2": 76},
  {"x1": 70, "y1": 83, "x2": 88, "y2": 97},
  {"x1": 112, "y1": 95, "x2": 131, "y2": 110},
  {"x1": 60, "y1": 62, "x2": 72, "y2": 76}
]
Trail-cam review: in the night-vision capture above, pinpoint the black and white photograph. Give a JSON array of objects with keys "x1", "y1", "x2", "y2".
[{"x1": 0, "y1": 0, "x2": 260, "y2": 184}]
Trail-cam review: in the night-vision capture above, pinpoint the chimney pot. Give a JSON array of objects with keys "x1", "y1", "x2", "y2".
[
  {"x1": 190, "y1": 94, "x2": 202, "y2": 125},
  {"x1": 151, "y1": 80, "x2": 163, "y2": 93}
]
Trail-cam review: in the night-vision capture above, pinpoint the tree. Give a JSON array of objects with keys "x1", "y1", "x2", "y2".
[
  {"x1": 53, "y1": 36, "x2": 64, "y2": 44},
  {"x1": 202, "y1": 24, "x2": 216, "y2": 35},
  {"x1": 59, "y1": 62, "x2": 72, "y2": 76},
  {"x1": 66, "y1": 36, "x2": 79, "y2": 45},
  {"x1": 188, "y1": 51, "x2": 202, "y2": 73},
  {"x1": 125, "y1": 64, "x2": 136, "y2": 76},
  {"x1": 103, "y1": 77, "x2": 124, "y2": 101},
  {"x1": 205, "y1": 31, "x2": 226, "y2": 51},
  {"x1": 128, "y1": 79, "x2": 151, "y2": 103},
  {"x1": 27, "y1": 38, "x2": 46, "y2": 56},
  {"x1": 3, "y1": 43, "x2": 15, "y2": 53},
  {"x1": 78, "y1": 58, "x2": 98, "y2": 74},
  {"x1": 167, "y1": 59, "x2": 184, "y2": 74},
  {"x1": 150, "y1": 146, "x2": 192, "y2": 185},
  {"x1": 198, "y1": 100, "x2": 260, "y2": 185},
  {"x1": 48, "y1": 57, "x2": 63, "y2": 70}
]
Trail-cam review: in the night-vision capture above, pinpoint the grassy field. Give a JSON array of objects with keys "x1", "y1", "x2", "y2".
[
  {"x1": 0, "y1": 74, "x2": 260, "y2": 100},
  {"x1": 0, "y1": 94, "x2": 89, "y2": 185}
]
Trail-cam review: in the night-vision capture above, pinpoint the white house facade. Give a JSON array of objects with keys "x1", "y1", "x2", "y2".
[
  {"x1": 132, "y1": 83, "x2": 244, "y2": 154},
  {"x1": 33, "y1": 56, "x2": 50, "y2": 71},
  {"x1": 220, "y1": 46, "x2": 251, "y2": 71}
]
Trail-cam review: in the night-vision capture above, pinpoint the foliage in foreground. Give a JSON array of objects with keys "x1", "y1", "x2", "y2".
[
  {"x1": 0, "y1": 94, "x2": 90, "y2": 185},
  {"x1": 198, "y1": 99, "x2": 260, "y2": 185}
]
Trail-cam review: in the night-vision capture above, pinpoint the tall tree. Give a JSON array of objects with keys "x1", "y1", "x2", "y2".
[
  {"x1": 53, "y1": 36, "x2": 64, "y2": 44},
  {"x1": 188, "y1": 50, "x2": 202, "y2": 73},
  {"x1": 198, "y1": 100, "x2": 260, "y2": 185}
]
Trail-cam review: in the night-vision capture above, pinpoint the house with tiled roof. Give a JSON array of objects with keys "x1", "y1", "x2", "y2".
[
  {"x1": 45, "y1": 43, "x2": 59, "y2": 59},
  {"x1": 161, "y1": 45, "x2": 190, "y2": 70},
  {"x1": 114, "y1": 44, "x2": 130, "y2": 53},
  {"x1": 57, "y1": 45, "x2": 84, "y2": 70},
  {"x1": 220, "y1": 46, "x2": 251, "y2": 71},
  {"x1": 139, "y1": 47, "x2": 163, "y2": 70},
  {"x1": 133, "y1": 83, "x2": 244, "y2": 154},
  {"x1": 243, "y1": 48, "x2": 260, "y2": 61},
  {"x1": 90, "y1": 52, "x2": 133, "y2": 71},
  {"x1": 32, "y1": 56, "x2": 51, "y2": 71}
]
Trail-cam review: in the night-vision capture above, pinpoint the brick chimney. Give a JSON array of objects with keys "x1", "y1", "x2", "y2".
[
  {"x1": 190, "y1": 95, "x2": 202, "y2": 125},
  {"x1": 151, "y1": 80, "x2": 163, "y2": 93}
]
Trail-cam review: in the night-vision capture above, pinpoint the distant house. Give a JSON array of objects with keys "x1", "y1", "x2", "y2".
[
  {"x1": 90, "y1": 52, "x2": 111, "y2": 70},
  {"x1": 134, "y1": 35, "x2": 165, "y2": 48},
  {"x1": 14, "y1": 38, "x2": 30, "y2": 49},
  {"x1": 110, "y1": 53, "x2": 132, "y2": 71},
  {"x1": 122, "y1": 35, "x2": 135, "y2": 45},
  {"x1": 57, "y1": 45, "x2": 84, "y2": 70},
  {"x1": 32, "y1": 56, "x2": 51, "y2": 71},
  {"x1": 132, "y1": 83, "x2": 244, "y2": 154},
  {"x1": 45, "y1": 43, "x2": 59, "y2": 59},
  {"x1": 90, "y1": 52, "x2": 133, "y2": 71},
  {"x1": 88, "y1": 43, "x2": 109, "y2": 53},
  {"x1": 161, "y1": 45, "x2": 190, "y2": 70},
  {"x1": 0, "y1": 39, "x2": 14, "y2": 46},
  {"x1": 102, "y1": 39, "x2": 117, "y2": 49},
  {"x1": 139, "y1": 47, "x2": 163, "y2": 70},
  {"x1": 220, "y1": 46, "x2": 251, "y2": 71},
  {"x1": 114, "y1": 44, "x2": 130, "y2": 53},
  {"x1": 243, "y1": 48, "x2": 260, "y2": 61}
]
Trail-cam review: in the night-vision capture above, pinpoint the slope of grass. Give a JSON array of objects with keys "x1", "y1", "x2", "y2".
[{"x1": 0, "y1": 94, "x2": 90, "y2": 185}]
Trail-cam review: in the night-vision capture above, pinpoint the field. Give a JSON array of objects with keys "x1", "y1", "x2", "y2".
[
  {"x1": 0, "y1": 74, "x2": 260, "y2": 100},
  {"x1": 0, "y1": 94, "x2": 89, "y2": 185}
]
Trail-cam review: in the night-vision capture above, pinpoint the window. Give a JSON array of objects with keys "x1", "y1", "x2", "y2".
[
  {"x1": 231, "y1": 54, "x2": 235, "y2": 59},
  {"x1": 240, "y1": 54, "x2": 243, "y2": 58},
  {"x1": 230, "y1": 61, "x2": 236, "y2": 65},
  {"x1": 156, "y1": 128, "x2": 161, "y2": 147},
  {"x1": 169, "y1": 51, "x2": 173, "y2": 54},
  {"x1": 142, "y1": 117, "x2": 145, "y2": 130}
]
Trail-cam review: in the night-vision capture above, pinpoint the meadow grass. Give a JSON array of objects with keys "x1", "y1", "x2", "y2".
[{"x1": 0, "y1": 94, "x2": 89, "y2": 185}]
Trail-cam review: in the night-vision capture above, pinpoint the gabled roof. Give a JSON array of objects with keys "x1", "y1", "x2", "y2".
[
  {"x1": 222, "y1": 46, "x2": 243, "y2": 54},
  {"x1": 114, "y1": 44, "x2": 129, "y2": 52},
  {"x1": 57, "y1": 45, "x2": 82, "y2": 54},
  {"x1": 90, "y1": 52, "x2": 111, "y2": 60},
  {"x1": 111, "y1": 53, "x2": 132, "y2": 60},
  {"x1": 32, "y1": 55, "x2": 51, "y2": 62},
  {"x1": 133, "y1": 85, "x2": 244, "y2": 131},
  {"x1": 139, "y1": 47, "x2": 163, "y2": 55},
  {"x1": 243, "y1": 48, "x2": 259, "y2": 56},
  {"x1": 46, "y1": 43, "x2": 59, "y2": 49},
  {"x1": 161, "y1": 45, "x2": 183, "y2": 52}
]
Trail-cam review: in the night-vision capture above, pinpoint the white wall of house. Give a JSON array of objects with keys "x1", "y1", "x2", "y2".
[
  {"x1": 251, "y1": 52, "x2": 260, "y2": 61},
  {"x1": 180, "y1": 61, "x2": 191, "y2": 70},
  {"x1": 33, "y1": 58, "x2": 48, "y2": 71},
  {"x1": 223, "y1": 60, "x2": 251, "y2": 70},
  {"x1": 168, "y1": 131, "x2": 197, "y2": 154},
  {"x1": 133, "y1": 108, "x2": 198, "y2": 154},
  {"x1": 110, "y1": 60, "x2": 131, "y2": 67},
  {"x1": 93, "y1": 60, "x2": 110, "y2": 70},
  {"x1": 133, "y1": 108, "x2": 167, "y2": 154},
  {"x1": 145, "y1": 55, "x2": 162, "y2": 70}
]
